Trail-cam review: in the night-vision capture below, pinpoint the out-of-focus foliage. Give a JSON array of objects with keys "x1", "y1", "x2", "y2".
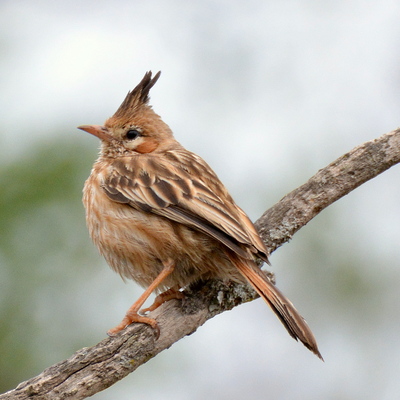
[{"x1": 0, "y1": 138, "x2": 95, "y2": 390}]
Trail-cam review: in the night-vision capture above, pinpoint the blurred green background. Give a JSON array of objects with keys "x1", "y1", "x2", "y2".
[{"x1": 1, "y1": 1, "x2": 400, "y2": 399}]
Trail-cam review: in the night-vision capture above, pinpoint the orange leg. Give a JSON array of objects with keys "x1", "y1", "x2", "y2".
[
  {"x1": 141, "y1": 286, "x2": 184, "y2": 314},
  {"x1": 107, "y1": 259, "x2": 175, "y2": 337}
]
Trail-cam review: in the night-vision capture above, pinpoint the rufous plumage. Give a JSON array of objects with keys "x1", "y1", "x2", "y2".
[{"x1": 78, "y1": 71, "x2": 322, "y2": 359}]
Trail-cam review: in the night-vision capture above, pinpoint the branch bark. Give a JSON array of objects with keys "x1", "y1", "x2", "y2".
[{"x1": 2, "y1": 128, "x2": 400, "y2": 400}]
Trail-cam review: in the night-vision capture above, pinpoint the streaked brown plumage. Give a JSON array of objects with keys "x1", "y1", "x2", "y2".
[{"x1": 79, "y1": 71, "x2": 322, "y2": 359}]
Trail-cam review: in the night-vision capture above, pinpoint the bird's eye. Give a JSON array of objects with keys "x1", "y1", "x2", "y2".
[{"x1": 126, "y1": 129, "x2": 141, "y2": 140}]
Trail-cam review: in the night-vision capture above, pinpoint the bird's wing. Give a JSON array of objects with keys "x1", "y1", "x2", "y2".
[{"x1": 102, "y1": 151, "x2": 269, "y2": 262}]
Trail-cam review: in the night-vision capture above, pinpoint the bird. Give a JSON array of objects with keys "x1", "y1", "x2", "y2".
[{"x1": 78, "y1": 71, "x2": 322, "y2": 359}]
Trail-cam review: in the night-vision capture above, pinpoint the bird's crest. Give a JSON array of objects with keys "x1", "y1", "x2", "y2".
[{"x1": 111, "y1": 71, "x2": 161, "y2": 121}]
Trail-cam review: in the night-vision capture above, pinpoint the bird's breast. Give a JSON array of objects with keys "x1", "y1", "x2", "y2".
[
  {"x1": 83, "y1": 169, "x2": 163, "y2": 283},
  {"x1": 83, "y1": 167, "x2": 237, "y2": 289},
  {"x1": 83, "y1": 158, "x2": 250, "y2": 292}
]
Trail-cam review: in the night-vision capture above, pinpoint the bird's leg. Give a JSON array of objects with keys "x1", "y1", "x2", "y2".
[
  {"x1": 107, "y1": 259, "x2": 175, "y2": 337},
  {"x1": 141, "y1": 285, "x2": 184, "y2": 314}
]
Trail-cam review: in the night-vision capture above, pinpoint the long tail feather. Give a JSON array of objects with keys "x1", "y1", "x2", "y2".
[{"x1": 230, "y1": 255, "x2": 323, "y2": 360}]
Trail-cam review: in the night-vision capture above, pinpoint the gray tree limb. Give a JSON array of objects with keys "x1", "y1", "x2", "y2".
[{"x1": 1, "y1": 128, "x2": 399, "y2": 400}]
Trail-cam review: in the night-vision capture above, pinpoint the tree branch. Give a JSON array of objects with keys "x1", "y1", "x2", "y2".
[{"x1": 2, "y1": 128, "x2": 399, "y2": 400}]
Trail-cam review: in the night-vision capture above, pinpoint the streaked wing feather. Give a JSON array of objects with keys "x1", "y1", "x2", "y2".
[
  {"x1": 103, "y1": 152, "x2": 269, "y2": 261},
  {"x1": 156, "y1": 206, "x2": 251, "y2": 259}
]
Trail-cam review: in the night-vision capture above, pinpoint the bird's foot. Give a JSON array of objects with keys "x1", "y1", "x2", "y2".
[
  {"x1": 107, "y1": 312, "x2": 160, "y2": 338},
  {"x1": 141, "y1": 287, "x2": 184, "y2": 314}
]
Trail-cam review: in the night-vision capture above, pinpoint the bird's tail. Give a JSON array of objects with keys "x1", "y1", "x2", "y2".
[{"x1": 230, "y1": 254, "x2": 323, "y2": 360}]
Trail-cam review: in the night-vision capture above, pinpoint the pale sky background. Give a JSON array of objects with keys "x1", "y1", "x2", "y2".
[{"x1": 1, "y1": 1, "x2": 400, "y2": 399}]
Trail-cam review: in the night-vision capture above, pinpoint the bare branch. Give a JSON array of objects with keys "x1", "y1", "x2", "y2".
[
  {"x1": 257, "y1": 128, "x2": 400, "y2": 251},
  {"x1": 1, "y1": 128, "x2": 399, "y2": 400}
]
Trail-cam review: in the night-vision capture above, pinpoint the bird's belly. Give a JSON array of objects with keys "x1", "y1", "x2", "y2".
[{"x1": 84, "y1": 182, "x2": 236, "y2": 290}]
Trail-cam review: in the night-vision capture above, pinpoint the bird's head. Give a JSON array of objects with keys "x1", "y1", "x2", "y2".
[{"x1": 78, "y1": 71, "x2": 178, "y2": 156}]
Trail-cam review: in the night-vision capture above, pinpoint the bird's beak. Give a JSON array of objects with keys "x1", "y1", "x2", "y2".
[{"x1": 77, "y1": 125, "x2": 113, "y2": 142}]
